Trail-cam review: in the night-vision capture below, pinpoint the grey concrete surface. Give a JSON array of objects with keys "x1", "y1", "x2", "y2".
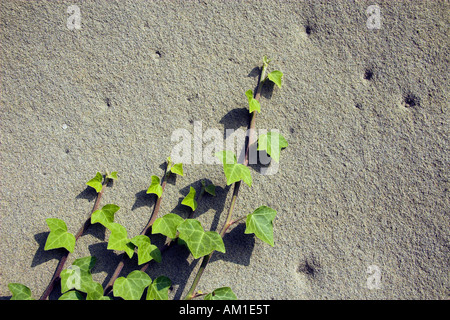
[{"x1": 0, "y1": 0, "x2": 448, "y2": 299}]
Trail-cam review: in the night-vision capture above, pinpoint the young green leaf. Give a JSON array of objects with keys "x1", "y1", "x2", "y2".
[
  {"x1": 106, "y1": 171, "x2": 118, "y2": 180},
  {"x1": 215, "y1": 151, "x2": 252, "y2": 187},
  {"x1": 58, "y1": 290, "x2": 84, "y2": 300},
  {"x1": 60, "y1": 256, "x2": 97, "y2": 294},
  {"x1": 8, "y1": 283, "x2": 33, "y2": 300},
  {"x1": 152, "y1": 213, "x2": 184, "y2": 239},
  {"x1": 146, "y1": 175, "x2": 163, "y2": 198},
  {"x1": 86, "y1": 172, "x2": 103, "y2": 193},
  {"x1": 170, "y1": 163, "x2": 184, "y2": 176},
  {"x1": 107, "y1": 222, "x2": 135, "y2": 258},
  {"x1": 130, "y1": 235, "x2": 162, "y2": 265},
  {"x1": 44, "y1": 218, "x2": 76, "y2": 253},
  {"x1": 91, "y1": 204, "x2": 120, "y2": 228},
  {"x1": 146, "y1": 276, "x2": 172, "y2": 300},
  {"x1": 113, "y1": 270, "x2": 152, "y2": 300},
  {"x1": 245, "y1": 206, "x2": 277, "y2": 247},
  {"x1": 267, "y1": 70, "x2": 283, "y2": 88},
  {"x1": 201, "y1": 180, "x2": 216, "y2": 196},
  {"x1": 245, "y1": 89, "x2": 261, "y2": 113},
  {"x1": 86, "y1": 282, "x2": 113, "y2": 300},
  {"x1": 257, "y1": 131, "x2": 288, "y2": 163},
  {"x1": 177, "y1": 219, "x2": 225, "y2": 259},
  {"x1": 204, "y1": 287, "x2": 237, "y2": 300},
  {"x1": 181, "y1": 186, "x2": 198, "y2": 211}
]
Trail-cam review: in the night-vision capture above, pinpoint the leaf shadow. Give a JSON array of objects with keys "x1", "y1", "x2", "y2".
[
  {"x1": 144, "y1": 241, "x2": 199, "y2": 300},
  {"x1": 31, "y1": 232, "x2": 66, "y2": 268},
  {"x1": 211, "y1": 223, "x2": 255, "y2": 266},
  {"x1": 83, "y1": 222, "x2": 107, "y2": 242},
  {"x1": 75, "y1": 186, "x2": 98, "y2": 202},
  {"x1": 87, "y1": 242, "x2": 129, "y2": 288},
  {"x1": 219, "y1": 107, "x2": 249, "y2": 140},
  {"x1": 131, "y1": 189, "x2": 157, "y2": 211}
]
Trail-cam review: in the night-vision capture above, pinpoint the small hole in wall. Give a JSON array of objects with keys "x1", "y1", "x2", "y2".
[
  {"x1": 364, "y1": 69, "x2": 374, "y2": 81},
  {"x1": 404, "y1": 92, "x2": 420, "y2": 108},
  {"x1": 305, "y1": 24, "x2": 313, "y2": 35}
]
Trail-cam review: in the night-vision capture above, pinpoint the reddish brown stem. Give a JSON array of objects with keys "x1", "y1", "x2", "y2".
[
  {"x1": 103, "y1": 167, "x2": 168, "y2": 296},
  {"x1": 184, "y1": 61, "x2": 267, "y2": 300},
  {"x1": 39, "y1": 179, "x2": 108, "y2": 300}
]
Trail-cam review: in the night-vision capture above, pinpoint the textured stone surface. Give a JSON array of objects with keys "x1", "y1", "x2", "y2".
[{"x1": 0, "y1": 0, "x2": 448, "y2": 299}]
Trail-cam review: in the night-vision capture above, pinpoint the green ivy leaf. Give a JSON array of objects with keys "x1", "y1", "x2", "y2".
[
  {"x1": 215, "y1": 151, "x2": 252, "y2": 187},
  {"x1": 146, "y1": 276, "x2": 171, "y2": 300},
  {"x1": 86, "y1": 282, "x2": 113, "y2": 300},
  {"x1": 8, "y1": 283, "x2": 33, "y2": 300},
  {"x1": 152, "y1": 213, "x2": 184, "y2": 239},
  {"x1": 91, "y1": 204, "x2": 120, "y2": 228},
  {"x1": 177, "y1": 219, "x2": 225, "y2": 259},
  {"x1": 147, "y1": 175, "x2": 163, "y2": 198},
  {"x1": 130, "y1": 235, "x2": 162, "y2": 265},
  {"x1": 106, "y1": 171, "x2": 118, "y2": 180},
  {"x1": 201, "y1": 180, "x2": 216, "y2": 196},
  {"x1": 204, "y1": 287, "x2": 237, "y2": 300},
  {"x1": 60, "y1": 256, "x2": 97, "y2": 294},
  {"x1": 86, "y1": 172, "x2": 103, "y2": 193},
  {"x1": 107, "y1": 222, "x2": 135, "y2": 258},
  {"x1": 113, "y1": 270, "x2": 152, "y2": 300},
  {"x1": 245, "y1": 89, "x2": 261, "y2": 113},
  {"x1": 44, "y1": 218, "x2": 76, "y2": 253},
  {"x1": 245, "y1": 206, "x2": 277, "y2": 247},
  {"x1": 257, "y1": 132, "x2": 288, "y2": 163},
  {"x1": 267, "y1": 70, "x2": 283, "y2": 88},
  {"x1": 181, "y1": 186, "x2": 198, "y2": 211},
  {"x1": 170, "y1": 163, "x2": 184, "y2": 176},
  {"x1": 58, "y1": 290, "x2": 84, "y2": 300}
]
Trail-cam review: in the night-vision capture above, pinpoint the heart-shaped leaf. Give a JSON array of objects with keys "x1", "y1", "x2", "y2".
[
  {"x1": 86, "y1": 172, "x2": 103, "y2": 193},
  {"x1": 130, "y1": 235, "x2": 162, "y2": 265},
  {"x1": 106, "y1": 171, "x2": 118, "y2": 180},
  {"x1": 146, "y1": 276, "x2": 171, "y2": 300},
  {"x1": 91, "y1": 204, "x2": 120, "y2": 228},
  {"x1": 257, "y1": 131, "x2": 288, "y2": 163},
  {"x1": 107, "y1": 222, "x2": 135, "y2": 258},
  {"x1": 44, "y1": 218, "x2": 76, "y2": 253},
  {"x1": 201, "y1": 180, "x2": 216, "y2": 196},
  {"x1": 152, "y1": 213, "x2": 184, "y2": 239},
  {"x1": 204, "y1": 287, "x2": 237, "y2": 300},
  {"x1": 147, "y1": 175, "x2": 163, "y2": 198},
  {"x1": 245, "y1": 206, "x2": 277, "y2": 247},
  {"x1": 170, "y1": 163, "x2": 184, "y2": 176},
  {"x1": 86, "y1": 282, "x2": 113, "y2": 300},
  {"x1": 267, "y1": 70, "x2": 283, "y2": 88},
  {"x1": 8, "y1": 283, "x2": 33, "y2": 300},
  {"x1": 58, "y1": 290, "x2": 84, "y2": 300},
  {"x1": 113, "y1": 270, "x2": 152, "y2": 300},
  {"x1": 215, "y1": 151, "x2": 252, "y2": 187},
  {"x1": 177, "y1": 219, "x2": 225, "y2": 259},
  {"x1": 245, "y1": 89, "x2": 261, "y2": 113},
  {"x1": 60, "y1": 256, "x2": 97, "y2": 294},
  {"x1": 181, "y1": 186, "x2": 198, "y2": 211}
]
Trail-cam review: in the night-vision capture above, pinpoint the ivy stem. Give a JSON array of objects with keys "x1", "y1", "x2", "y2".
[
  {"x1": 39, "y1": 175, "x2": 110, "y2": 300},
  {"x1": 183, "y1": 59, "x2": 267, "y2": 300},
  {"x1": 103, "y1": 166, "x2": 169, "y2": 296},
  {"x1": 140, "y1": 185, "x2": 205, "y2": 273}
]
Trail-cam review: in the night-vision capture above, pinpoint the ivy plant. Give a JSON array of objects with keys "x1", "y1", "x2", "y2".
[{"x1": 8, "y1": 57, "x2": 287, "y2": 301}]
